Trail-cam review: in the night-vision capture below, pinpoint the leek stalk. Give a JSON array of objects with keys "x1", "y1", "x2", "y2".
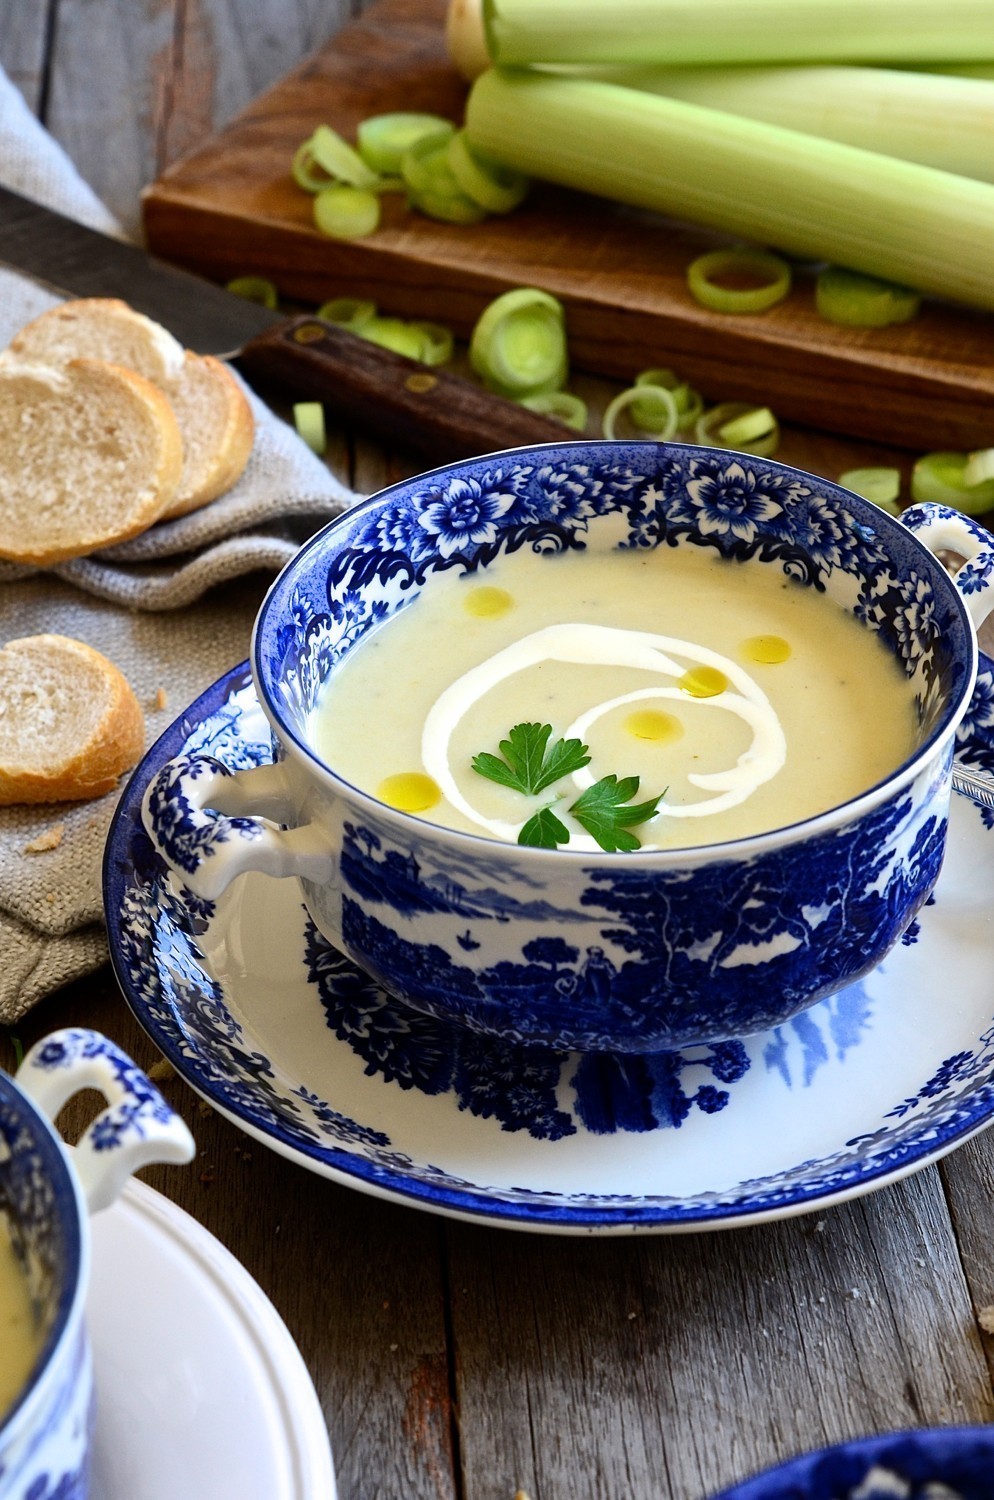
[
  {"x1": 914, "y1": 63, "x2": 994, "y2": 81},
  {"x1": 465, "y1": 69, "x2": 994, "y2": 312},
  {"x1": 482, "y1": 0, "x2": 994, "y2": 67},
  {"x1": 581, "y1": 64, "x2": 994, "y2": 185}
]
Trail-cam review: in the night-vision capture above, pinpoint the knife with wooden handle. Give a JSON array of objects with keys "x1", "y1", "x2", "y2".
[{"x1": 0, "y1": 184, "x2": 568, "y2": 462}]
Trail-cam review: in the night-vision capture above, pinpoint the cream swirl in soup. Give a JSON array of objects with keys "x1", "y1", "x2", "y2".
[{"x1": 308, "y1": 544, "x2": 917, "y2": 849}]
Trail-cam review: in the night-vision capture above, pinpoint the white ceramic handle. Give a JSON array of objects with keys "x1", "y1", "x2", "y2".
[
  {"x1": 141, "y1": 753, "x2": 334, "y2": 901},
  {"x1": 14, "y1": 1028, "x2": 196, "y2": 1215},
  {"x1": 901, "y1": 502, "x2": 994, "y2": 631}
]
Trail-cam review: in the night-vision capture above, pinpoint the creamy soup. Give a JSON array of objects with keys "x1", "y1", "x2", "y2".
[
  {"x1": 0, "y1": 1220, "x2": 40, "y2": 1421},
  {"x1": 309, "y1": 545, "x2": 918, "y2": 849}
]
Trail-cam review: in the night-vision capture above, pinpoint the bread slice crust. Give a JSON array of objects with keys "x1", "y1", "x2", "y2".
[
  {"x1": 8, "y1": 297, "x2": 186, "y2": 385},
  {"x1": 0, "y1": 634, "x2": 145, "y2": 804},
  {"x1": 160, "y1": 352, "x2": 255, "y2": 518}
]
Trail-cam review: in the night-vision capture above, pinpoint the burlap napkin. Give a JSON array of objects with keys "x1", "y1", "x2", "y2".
[{"x1": 0, "y1": 64, "x2": 362, "y2": 1020}]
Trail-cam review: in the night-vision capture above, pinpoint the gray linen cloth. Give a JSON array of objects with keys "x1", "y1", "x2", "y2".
[{"x1": 0, "y1": 65, "x2": 361, "y2": 1020}]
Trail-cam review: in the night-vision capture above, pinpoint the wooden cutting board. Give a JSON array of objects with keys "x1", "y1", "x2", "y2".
[{"x1": 143, "y1": 0, "x2": 994, "y2": 453}]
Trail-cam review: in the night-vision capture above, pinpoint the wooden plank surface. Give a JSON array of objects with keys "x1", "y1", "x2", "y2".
[
  {"x1": 448, "y1": 1177, "x2": 994, "y2": 1499},
  {"x1": 141, "y1": 0, "x2": 994, "y2": 452},
  {"x1": 6, "y1": 9, "x2": 994, "y2": 1500},
  {"x1": 0, "y1": 0, "x2": 50, "y2": 112},
  {"x1": 35, "y1": 0, "x2": 363, "y2": 233}
]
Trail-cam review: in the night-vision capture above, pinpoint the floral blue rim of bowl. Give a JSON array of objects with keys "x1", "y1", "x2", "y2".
[
  {"x1": 106, "y1": 661, "x2": 994, "y2": 1232},
  {"x1": 251, "y1": 439, "x2": 978, "y2": 854},
  {"x1": 708, "y1": 1424, "x2": 994, "y2": 1498}
]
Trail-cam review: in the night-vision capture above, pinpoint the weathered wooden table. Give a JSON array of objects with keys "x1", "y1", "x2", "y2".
[{"x1": 4, "y1": 6, "x2": 994, "y2": 1499}]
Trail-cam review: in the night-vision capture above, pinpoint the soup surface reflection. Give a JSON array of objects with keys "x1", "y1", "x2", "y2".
[{"x1": 0, "y1": 1222, "x2": 40, "y2": 1421}]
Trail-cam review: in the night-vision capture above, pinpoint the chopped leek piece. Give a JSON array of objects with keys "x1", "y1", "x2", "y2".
[
  {"x1": 815, "y1": 267, "x2": 921, "y2": 327},
  {"x1": 603, "y1": 384, "x2": 679, "y2": 441},
  {"x1": 465, "y1": 69, "x2": 994, "y2": 313},
  {"x1": 447, "y1": 130, "x2": 529, "y2": 213},
  {"x1": 307, "y1": 124, "x2": 381, "y2": 189},
  {"x1": 294, "y1": 402, "x2": 326, "y2": 455},
  {"x1": 520, "y1": 389, "x2": 588, "y2": 430},
  {"x1": 360, "y1": 317, "x2": 428, "y2": 360},
  {"x1": 695, "y1": 402, "x2": 780, "y2": 457},
  {"x1": 399, "y1": 126, "x2": 459, "y2": 195},
  {"x1": 410, "y1": 321, "x2": 455, "y2": 365},
  {"x1": 964, "y1": 448, "x2": 994, "y2": 487},
  {"x1": 481, "y1": 0, "x2": 994, "y2": 67},
  {"x1": 292, "y1": 141, "x2": 332, "y2": 194},
  {"x1": 293, "y1": 127, "x2": 380, "y2": 194},
  {"x1": 687, "y1": 248, "x2": 791, "y2": 314},
  {"x1": 837, "y1": 466, "x2": 902, "y2": 513},
  {"x1": 911, "y1": 452, "x2": 994, "y2": 514},
  {"x1": 633, "y1": 368, "x2": 703, "y2": 431},
  {"x1": 357, "y1": 113, "x2": 456, "y2": 174},
  {"x1": 312, "y1": 185, "x2": 381, "y2": 240},
  {"x1": 469, "y1": 287, "x2": 568, "y2": 397},
  {"x1": 717, "y1": 406, "x2": 777, "y2": 445},
  {"x1": 401, "y1": 131, "x2": 488, "y2": 222},
  {"x1": 414, "y1": 186, "x2": 490, "y2": 224},
  {"x1": 317, "y1": 297, "x2": 378, "y2": 331},
  {"x1": 226, "y1": 276, "x2": 278, "y2": 309}
]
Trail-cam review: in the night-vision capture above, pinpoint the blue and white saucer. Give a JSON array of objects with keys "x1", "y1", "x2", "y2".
[
  {"x1": 105, "y1": 663, "x2": 994, "y2": 1235},
  {"x1": 709, "y1": 1425, "x2": 994, "y2": 1499}
]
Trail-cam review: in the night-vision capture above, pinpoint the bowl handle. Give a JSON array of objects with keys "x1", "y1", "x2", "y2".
[
  {"x1": 14, "y1": 1028, "x2": 196, "y2": 1215},
  {"x1": 901, "y1": 503, "x2": 994, "y2": 630},
  {"x1": 141, "y1": 753, "x2": 334, "y2": 902}
]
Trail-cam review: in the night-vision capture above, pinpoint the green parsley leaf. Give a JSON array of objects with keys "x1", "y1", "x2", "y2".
[
  {"x1": 472, "y1": 722, "x2": 590, "y2": 796},
  {"x1": 570, "y1": 775, "x2": 663, "y2": 853},
  {"x1": 517, "y1": 805, "x2": 571, "y2": 849}
]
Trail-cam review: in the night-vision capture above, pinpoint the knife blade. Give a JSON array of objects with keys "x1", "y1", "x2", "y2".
[{"x1": 0, "y1": 184, "x2": 569, "y2": 463}]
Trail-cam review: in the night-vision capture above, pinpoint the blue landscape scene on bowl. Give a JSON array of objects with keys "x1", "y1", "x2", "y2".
[{"x1": 240, "y1": 442, "x2": 975, "y2": 1051}]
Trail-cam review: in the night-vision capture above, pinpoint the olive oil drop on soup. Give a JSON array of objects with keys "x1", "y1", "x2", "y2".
[{"x1": 309, "y1": 545, "x2": 918, "y2": 849}]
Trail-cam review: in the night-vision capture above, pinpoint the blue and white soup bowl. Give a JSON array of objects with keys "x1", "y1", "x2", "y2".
[
  {"x1": 142, "y1": 441, "x2": 994, "y2": 1053},
  {"x1": 0, "y1": 1029, "x2": 194, "y2": 1500}
]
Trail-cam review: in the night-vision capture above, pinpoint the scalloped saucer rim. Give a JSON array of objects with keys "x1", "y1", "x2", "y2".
[{"x1": 105, "y1": 663, "x2": 994, "y2": 1236}]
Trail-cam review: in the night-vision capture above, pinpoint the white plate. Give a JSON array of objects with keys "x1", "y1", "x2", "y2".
[
  {"x1": 87, "y1": 1176, "x2": 335, "y2": 1499},
  {"x1": 105, "y1": 666, "x2": 994, "y2": 1235}
]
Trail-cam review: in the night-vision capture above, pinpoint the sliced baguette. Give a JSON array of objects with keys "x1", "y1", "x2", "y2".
[
  {"x1": 160, "y1": 350, "x2": 254, "y2": 518},
  {"x1": 0, "y1": 634, "x2": 145, "y2": 804},
  {"x1": 7, "y1": 298, "x2": 254, "y2": 517},
  {"x1": 6, "y1": 297, "x2": 186, "y2": 385},
  {"x1": 0, "y1": 358, "x2": 183, "y2": 565}
]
